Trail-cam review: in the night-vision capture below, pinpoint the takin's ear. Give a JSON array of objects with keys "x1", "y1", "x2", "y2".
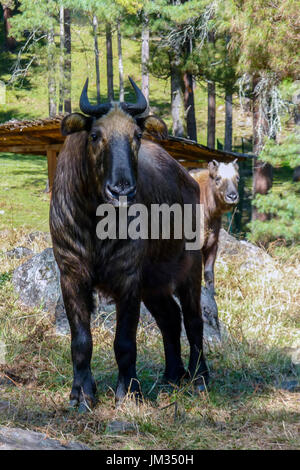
[
  {"x1": 136, "y1": 115, "x2": 168, "y2": 141},
  {"x1": 208, "y1": 159, "x2": 219, "y2": 177},
  {"x1": 232, "y1": 158, "x2": 239, "y2": 171},
  {"x1": 61, "y1": 113, "x2": 93, "y2": 136}
]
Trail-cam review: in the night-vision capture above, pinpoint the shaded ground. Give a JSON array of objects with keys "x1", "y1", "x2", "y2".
[{"x1": 0, "y1": 229, "x2": 299, "y2": 450}]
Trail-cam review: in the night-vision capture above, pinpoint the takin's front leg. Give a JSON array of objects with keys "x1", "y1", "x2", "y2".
[
  {"x1": 114, "y1": 294, "x2": 141, "y2": 406},
  {"x1": 202, "y1": 239, "x2": 218, "y2": 294},
  {"x1": 60, "y1": 275, "x2": 97, "y2": 412}
]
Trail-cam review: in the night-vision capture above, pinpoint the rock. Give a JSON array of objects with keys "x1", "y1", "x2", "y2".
[
  {"x1": 291, "y1": 348, "x2": 300, "y2": 373},
  {"x1": 0, "y1": 401, "x2": 16, "y2": 414},
  {"x1": 0, "y1": 426, "x2": 89, "y2": 450},
  {"x1": 0, "y1": 340, "x2": 6, "y2": 365},
  {"x1": 55, "y1": 293, "x2": 117, "y2": 336},
  {"x1": 106, "y1": 420, "x2": 137, "y2": 434},
  {"x1": 56, "y1": 287, "x2": 223, "y2": 346},
  {"x1": 281, "y1": 344, "x2": 300, "y2": 374},
  {"x1": 55, "y1": 294, "x2": 69, "y2": 336},
  {"x1": 201, "y1": 287, "x2": 219, "y2": 339},
  {"x1": 218, "y1": 229, "x2": 278, "y2": 273},
  {"x1": 5, "y1": 246, "x2": 34, "y2": 259},
  {"x1": 13, "y1": 248, "x2": 223, "y2": 345},
  {"x1": 12, "y1": 248, "x2": 61, "y2": 312},
  {"x1": 0, "y1": 401, "x2": 18, "y2": 421},
  {"x1": 26, "y1": 231, "x2": 52, "y2": 245}
]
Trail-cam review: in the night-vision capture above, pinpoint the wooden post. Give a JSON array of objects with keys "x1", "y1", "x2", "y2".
[{"x1": 47, "y1": 147, "x2": 58, "y2": 195}]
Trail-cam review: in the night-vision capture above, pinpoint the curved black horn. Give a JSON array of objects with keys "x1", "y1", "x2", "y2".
[
  {"x1": 79, "y1": 78, "x2": 112, "y2": 117},
  {"x1": 121, "y1": 76, "x2": 148, "y2": 117}
]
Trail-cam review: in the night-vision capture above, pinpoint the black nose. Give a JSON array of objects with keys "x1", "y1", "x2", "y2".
[
  {"x1": 226, "y1": 192, "x2": 238, "y2": 202},
  {"x1": 105, "y1": 182, "x2": 136, "y2": 200}
]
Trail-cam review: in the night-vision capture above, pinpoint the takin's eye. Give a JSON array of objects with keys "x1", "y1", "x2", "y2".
[
  {"x1": 90, "y1": 132, "x2": 101, "y2": 143},
  {"x1": 134, "y1": 130, "x2": 143, "y2": 141},
  {"x1": 215, "y1": 176, "x2": 222, "y2": 184}
]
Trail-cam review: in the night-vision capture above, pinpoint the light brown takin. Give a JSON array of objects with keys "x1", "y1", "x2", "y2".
[{"x1": 190, "y1": 160, "x2": 240, "y2": 293}]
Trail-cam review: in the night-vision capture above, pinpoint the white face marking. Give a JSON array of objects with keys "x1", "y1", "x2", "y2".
[{"x1": 217, "y1": 163, "x2": 237, "y2": 179}]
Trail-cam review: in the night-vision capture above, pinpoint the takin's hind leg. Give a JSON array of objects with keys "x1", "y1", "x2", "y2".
[
  {"x1": 143, "y1": 294, "x2": 186, "y2": 385},
  {"x1": 177, "y1": 279, "x2": 209, "y2": 392},
  {"x1": 114, "y1": 294, "x2": 142, "y2": 406},
  {"x1": 60, "y1": 276, "x2": 97, "y2": 412}
]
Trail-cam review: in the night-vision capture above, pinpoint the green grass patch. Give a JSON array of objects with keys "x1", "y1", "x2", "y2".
[{"x1": 0, "y1": 153, "x2": 49, "y2": 231}]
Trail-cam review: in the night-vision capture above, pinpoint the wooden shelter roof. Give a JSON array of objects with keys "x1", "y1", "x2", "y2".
[
  {"x1": 0, "y1": 115, "x2": 253, "y2": 167},
  {"x1": 0, "y1": 116, "x2": 65, "y2": 155}
]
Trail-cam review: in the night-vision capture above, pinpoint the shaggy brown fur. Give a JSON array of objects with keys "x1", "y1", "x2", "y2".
[
  {"x1": 191, "y1": 160, "x2": 239, "y2": 292},
  {"x1": 137, "y1": 115, "x2": 169, "y2": 141},
  {"x1": 50, "y1": 108, "x2": 208, "y2": 411}
]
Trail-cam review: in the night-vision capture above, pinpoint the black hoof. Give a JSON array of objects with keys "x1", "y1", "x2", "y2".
[
  {"x1": 69, "y1": 393, "x2": 96, "y2": 412},
  {"x1": 163, "y1": 367, "x2": 187, "y2": 386},
  {"x1": 115, "y1": 378, "x2": 142, "y2": 407},
  {"x1": 69, "y1": 399, "x2": 79, "y2": 409},
  {"x1": 192, "y1": 372, "x2": 209, "y2": 393},
  {"x1": 78, "y1": 402, "x2": 92, "y2": 413},
  {"x1": 194, "y1": 383, "x2": 206, "y2": 393}
]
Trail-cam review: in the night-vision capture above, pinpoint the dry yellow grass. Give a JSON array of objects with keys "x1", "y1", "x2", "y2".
[{"x1": 0, "y1": 229, "x2": 299, "y2": 450}]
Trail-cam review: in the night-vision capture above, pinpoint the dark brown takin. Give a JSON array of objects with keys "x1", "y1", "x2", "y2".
[{"x1": 50, "y1": 78, "x2": 208, "y2": 411}]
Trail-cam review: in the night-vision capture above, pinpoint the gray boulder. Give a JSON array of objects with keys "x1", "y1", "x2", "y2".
[
  {"x1": 218, "y1": 229, "x2": 275, "y2": 272},
  {"x1": 5, "y1": 246, "x2": 34, "y2": 259},
  {"x1": 105, "y1": 420, "x2": 138, "y2": 434},
  {"x1": 12, "y1": 248, "x2": 223, "y2": 345},
  {"x1": 12, "y1": 248, "x2": 61, "y2": 312},
  {"x1": 25, "y1": 231, "x2": 52, "y2": 245},
  {"x1": 0, "y1": 426, "x2": 89, "y2": 450},
  {"x1": 201, "y1": 287, "x2": 222, "y2": 345}
]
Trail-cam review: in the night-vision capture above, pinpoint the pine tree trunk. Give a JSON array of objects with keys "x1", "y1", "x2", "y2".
[
  {"x1": 182, "y1": 38, "x2": 197, "y2": 141},
  {"x1": 207, "y1": 32, "x2": 216, "y2": 148},
  {"x1": 207, "y1": 80, "x2": 216, "y2": 148},
  {"x1": 58, "y1": 6, "x2": 64, "y2": 113},
  {"x1": 252, "y1": 76, "x2": 273, "y2": 222},
  {"x1": 224, "y1": 93, "x2": 232, "y2": 151},
  {"x1": 47, "y1": 26, "x2": 56, "y2": 117},
  {"x1": 117, "y1": 21, "x2": 124, "y2": 102},
  {"x1": 141, "y1": 14, "x2": 149, "y2": 103},
  {"x1": 3, "y1": 4, "x2": 16, "y2": 51},
  {"x1": 170, "y1": 49, "x2": 184, "y2": 137},
  {"x1": 183, "y1": 72, "x2": 197, "y2": 141},
  {"x1": 106, "y1": 23, "x2": 114, "y2": 101},
  {"x1": 93, "y1": 14, "x2": 100, "y2": 104},
  {"x1": 292, "y1": 92, "x2": 300, "y2": 181},
  {"x1": 63, "y1": 8, "x2": 71, "y2": 114}
]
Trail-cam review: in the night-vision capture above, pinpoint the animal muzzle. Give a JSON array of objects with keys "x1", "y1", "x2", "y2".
[
  {"x1": 225, "y1": 191, "x2": 239, "y2": 204},
  {"x1": 105, "y1": 181, "x2": 137, "y2": 203}
]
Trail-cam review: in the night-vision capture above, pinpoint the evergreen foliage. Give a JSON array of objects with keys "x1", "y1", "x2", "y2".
[
  {"x1": 1, "y1": 0, "x2": 299, "y2": 244},
  {"x1": 248, "y1": 131, "x2": 300, "y2": 244}
]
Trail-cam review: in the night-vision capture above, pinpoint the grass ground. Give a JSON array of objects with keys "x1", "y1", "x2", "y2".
[
  {"x1": 0, "y1": 154, "x2": 49, "y2": 232},
  {"x1": 0, "y1": 225, "x2": 299, "y2": 450},
  {"x1": 0, "y1": 230, "x2": 300, "y2": 449}
]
